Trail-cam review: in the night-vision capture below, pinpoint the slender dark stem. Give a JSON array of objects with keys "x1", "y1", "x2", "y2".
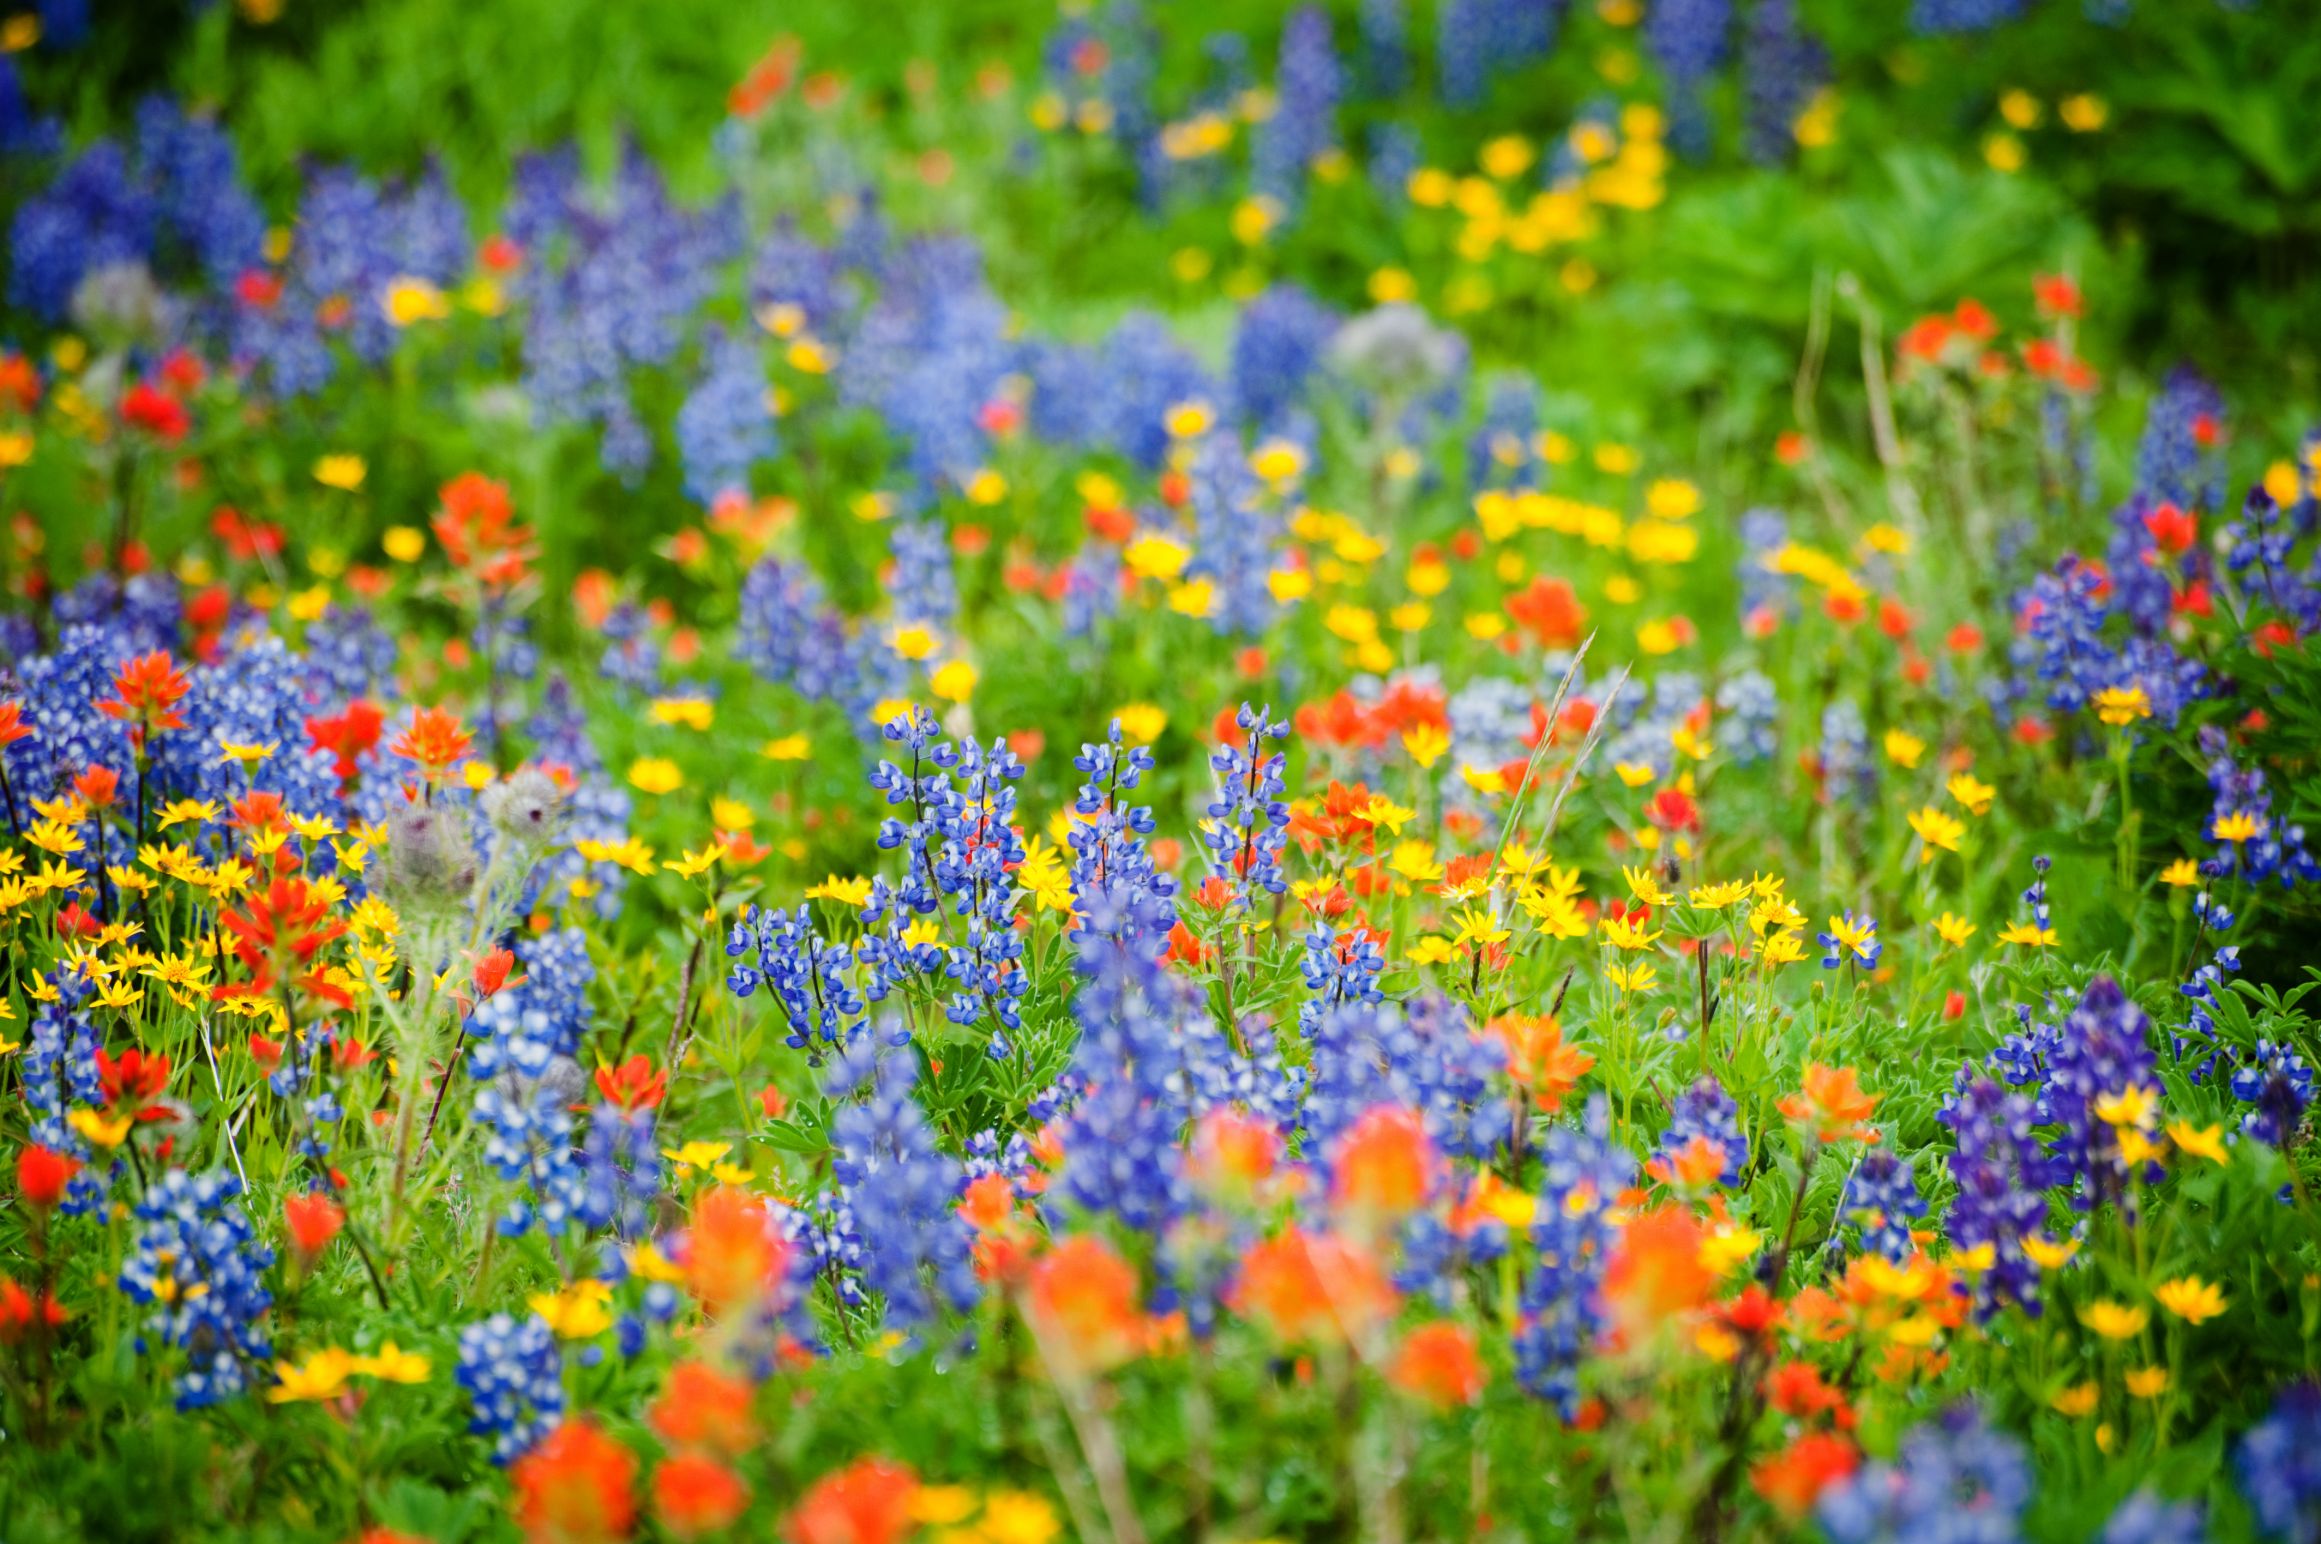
[
  {"x1": 418, "y1": 1019, "x2": 470, "y2": 1159},
  {"x1": 1696, "y1": 945, "x2": 1714, "y2": 1078}
]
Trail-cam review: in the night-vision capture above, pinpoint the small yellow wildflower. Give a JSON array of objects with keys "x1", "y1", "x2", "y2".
[
  {"x1": 930, "y1": 659, "x2": 978, "y2": 703},
  {"x1": 2154, "y1": 1276, "x2": 2226, "y2": 1324},
  {"x1": 2092, "y1": 685, "x2": 2152, "y2": 727},
  {"x1": 1908, "y1": 805, "x2": 1966, "y2": 860},
  {"x1": 627, "y1": 758, "x2": 684, "y2": 796},
  {"x1": 2165, "y1": 1121, "x2": 2229, "y2": 1166},
  {"x1": 1931, "y1": 912, "x2": 1977, "y2": 949},
  {"x1": 313, "y1": 454, "x2": 367, "y2": 492},
  {"x1": 2079, "y1": 1301, "x2": 2148, "y2": 1340}
]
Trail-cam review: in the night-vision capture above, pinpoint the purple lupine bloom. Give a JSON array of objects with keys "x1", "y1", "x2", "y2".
[
  {"x1": 1231, "y1": 284, "x2": 1340, "y2": 434},
  {"x1": 1741, "y1": 0, "x2": 1825, "y2": 165},
  {"x1": 456, "y1": 1312, "x2": 566, "y2": 1463},
  {"x1": 1830, "y1": 1149, "x2": 1927, "y2": 1262},
  {"x1": 1514, "y1": 1095, "x2": 1631, "y2": 1415},
  {"x1": 1252, "y1": 6, "x2": 1343, "y2": 208},
  {"x1": 1643, "y1": 0, "x2": 1732, "y2": 159},
  {"x1": 1205, "y1": 703, "x2": 1293, "y2": 907},
  {"x1": 2135, "y1": 365, "x2": 2226, "y2": 511},
  {"x1": 1816, "y1": 1403, "x2": 2031, "y2": 1543},
  {"x1": 119, "y1": 1169, "x2": 276, "y2": 1409},
  {"x1": 829, "y1": 1049, "x2": 980, "y2": 1330},
  {"x1": 675, "y1": 328, "x2": 775, "y2": 506},
  {"x1": 1656, "y1": 1075, "x2": 1749, "y2": 1187},
  {"x1": 2239, "y1": 1384, "x2": 2321, "y2": 1542},
  {"x1": 1939, "y1": 1072, "x2": 2061, "y2": 1317}
]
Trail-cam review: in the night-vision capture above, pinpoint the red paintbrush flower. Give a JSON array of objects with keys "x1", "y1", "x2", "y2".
[
  {"x1": 283, "y1": 1190, "x2": 346, "y2": 1265},
  {"x1": 95, "y1": 1047, "x2": 172, "y2": 1120},
  {"x1": 72, "y1": 764, "x2": 120, "y2": 809},
  {"x1": 783, "y1": 1457, "x2": 919, "y2": 1544},
  {"x1": 119, "y1": 381, "x2": 190, "y2": 443},
  {"x1": 655, "y1": 1453, "x2": 749, "y2": 1540},
  {"x1": 0, "y1": 1279, "x2": 70, "y2": 1343},
  {"x1": 306, "y1": 698, "x2": 385, "y2": 784},
  {"x1": 17, "y1": 1144, "x2": 79, "y2": 1210},
  {"x1": 473, "y1": 947, "x2": 520, "y2": 1001},
  {"x1": 213, "y1": 875, "x2": 351, "y2": 1008},
  {"x1": 96, "y1": 650, "x2": 191, "y2": 749},
  {"x1": 594, "y1": 1055, "x2": 668, "y2": 1112},
  {"x1": 389, "y1": 706, "x2": 473, "y2": 782},
  {"x1": 511, "y1": 1419, "x2": 637, "y2": 1544},
  {"x1": 432, "y1": 472, "x2": 535, "y2": 588}
]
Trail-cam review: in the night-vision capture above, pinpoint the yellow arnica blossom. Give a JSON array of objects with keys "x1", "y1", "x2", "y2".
[
  {"x1": 1249, "y1": 439, "x2": 1306, "y2": 484},
  {"x1": 1407, "y1": 936, "x2": 1460, "y2": 966},
  {"x1": 2092, "y1": 684, "x2": 2151, "y2": 726},
  {"x1": 1622, "y1": 865, "x2": 1675, "y2": 907},
  {"x1": 930, "y1": 659, "x2": 978, "y2": 703},
  {"x1": 1931, "y1": 912, "x2": 1977, "y2": 949},
  {"x1": 2165, "y1": 1121, "x2": 2229, "y2": 1166},
  {"x1": 2079, "y1": 1301, "x2": 2148, "y2": 1340},
  {"x1": 1756, "y1": 930, "x2": 1807, "y2": 968},
  {"x1": 627, "y1": 757, "x2": 684, "y2": 796},
  {"x1": 269, "y1": 1348, "x2": 359, "y2": 1404},
  {"x1": 1389, "y1": 841, "x2": 1444, "y2": 887},
  {"x1": 529, "y1": 1279, "x2": 615, "y2": 1340},
  {"x1": 1402, "y1": 724, "x2": 1451, "y2": 769},
  {"x1": 1451, "y1": 907, "x2": 1511, "y2": 949},
  {"x1": 2050, "y1": 1383, "x2": 2099, "y2": 1417},
  {"x1": 1017, "y1": 837, "x2": 1074, "y2": 913},
  {"x1": 908, "y1": 1486, "x2": 979, "y2": 1527},
  {"x1": 2021, "y1": 1233, "x2": 2079, "y2": 1270},
  {"x1": 648, "y1": 696, "x2": 715, "y2": 730},
  {"x1": 383, "y1": 277, "x2": 450, "y2": 326},
  {"x1": 980, "y1": 1492, "x2": 1064, "y2": 1544},
  {"x1": 805, "y1": 875, "x2": 874, "y2": 908},
  {"x1": 1124, "y1": 533, "x2": 1191, "y2": 582},
  {"x1": 69, "y1": 1107, "x2": 133, "y2": 1148},
  {"x1": 1164, "y1": 400, "x2": 1215, "y2": 438},
  {"x1": 1823, "y1": 913, "x2": 1877, "y2": 965},
  {"x1": 1114, "y1": 703, "x2": 1167, "y2": 744},
  {"x1": 313, "y1": 454, "x2": 367, "y2": 491},
  {"x1": 2092, "y1": 1084, "x2": 2157, "y2": 1130},
  {"x1": 2154, "y1": 1276, "x2": 2227, "y2": 1324},
  {"x1": 576, "y1": 836, "x2": 655, "y2": 874},
  {"x1": 2060, "y1": 92, "x2": 2108, "y2": 131},
  {"x1": 663, "y1": 842, "x2": 727, "y2": 880},
  {"x1": 1600, "y1": 913, "x2": 1660, "y2": 952},
  {"x1": 1997, "y1": 922, "x2": 2058, "y2": 949},
  {"x1": 886, "y1": 622, "x2": 942, "y2": 659},
  {"x1": 1688, "y1": 879, "x2": 1750, "y2": 910},
  {"x1": 2212, "y1": 811, "x2": 2263, "y2": 843},
  {"x1": 1607, "y1": 960, "x2": 1658, "y2": 993},
  {"x1": 2158, "y1": 857, "x2": 2201, "y2": 887},
  {"x1": 1908, "y1": 806, "x2": 1966, "y2": 860},
  {"x1": 1947, "y1": 771, "x2": 1996, "y2": 816}
]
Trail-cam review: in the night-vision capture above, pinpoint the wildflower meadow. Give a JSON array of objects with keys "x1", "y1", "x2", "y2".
[{"x1": 2, "y1": 0, "x2": 2320, "y2": 1539}]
